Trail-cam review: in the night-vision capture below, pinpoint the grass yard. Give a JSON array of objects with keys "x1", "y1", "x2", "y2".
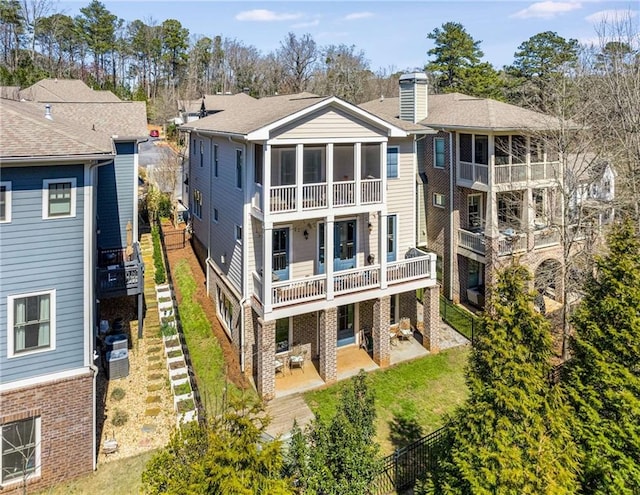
[
  {"x1": 172, "y1": 259, "x2": 244, "y2": 413},
  {"x1": 36, "y1": 451, "x2": 156, "y2": 495},
  {"x1": 304, "y1": 346, "x2": 469, "y2": 455}
]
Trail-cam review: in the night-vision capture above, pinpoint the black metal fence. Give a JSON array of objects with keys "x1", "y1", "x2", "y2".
[
  {"x1": 439, "y1": 295, "x2": 478, "y2": 344},
  {"x1": 371, "y1": 426, "x2": 450, "y2": 495}
]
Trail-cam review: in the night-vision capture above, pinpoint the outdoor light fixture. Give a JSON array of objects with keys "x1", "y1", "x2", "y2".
[
  {"x1": 368, "y1": 222, "x2": 373, "y2": 233},
  {"x1": 303, "y1": 229, "x2": 309, "y2": 240}
]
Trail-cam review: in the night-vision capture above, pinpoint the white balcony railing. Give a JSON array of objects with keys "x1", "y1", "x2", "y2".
[
  {"x1": 459, "y1": 161, "x2": 489, "y2": 185},
  {"x1": 495, "y1": 163, "x2": 527, "y2": 184},
  {"x1": 334, "y1": 266, "x2": 380, "y2": 294},
  {"x1": 498, "y1": 234, "x2": 527, "y2": 256},
  {"x1": 272, "y1": 275, "x2": 326, "y2": 306},
  {"x1": 533, "y1": 228, "x2": 561, "y2": 248},
  {"x1": 302, "y1": 183, "x2": 327, "y2": 209},
  {"x1": 333, "y1": 181, "x2": 356, "y2": 207},
  {"x1": 361, "y1": 179, "x2": 382, "y2": 204},
  {"x1": 458, "y1": 229, "x2": 485, "y2": 255},
  {"x1": 387, "y1": 253, "x2": 433, "y2": 284},
  {"x1": 270, "y1": 185, "x2": 296, "y2": 212}
]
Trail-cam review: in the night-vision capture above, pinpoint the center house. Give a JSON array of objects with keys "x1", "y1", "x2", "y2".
[{"x1": 181, "y1": 81, "x2": 440, "y2": 399}]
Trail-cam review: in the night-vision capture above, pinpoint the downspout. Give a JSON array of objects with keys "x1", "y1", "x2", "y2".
[
  {"x1": 235, "y1": 136, "x2": 248, "y2": 374},
  {"x1": 448, "y1": 132, "x2": 455, "y2": 301},
  {"x1": 88, "y1": 158, "x2": 113, "y2": 471}
]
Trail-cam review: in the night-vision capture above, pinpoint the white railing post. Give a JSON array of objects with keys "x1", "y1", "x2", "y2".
[
  {"x1": 296, "y1": 144, "x2": 303, "y2": 213},
  {"x1": 379, "y1": 212, "x2": 387, "y2": 289},
  {"x1": 327, "y1": 143, "x2": 334, "y2": 209},
  {"x1": 326, "y1": 218, "x2": 334, "y2": 301},
  {"x1": 355, "y1": 143, "x2": 362, "y2": 206}
]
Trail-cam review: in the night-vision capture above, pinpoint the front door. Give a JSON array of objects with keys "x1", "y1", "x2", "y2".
[
  {"x1": 337, "y1": 304, "x2": 355, "y2": 347},
  {"x1": 387, "y1": 215, "x2": 397, "y2": 262},
  {"x1": 273, "y1": 228, "x2": 289, "y2": 281}
]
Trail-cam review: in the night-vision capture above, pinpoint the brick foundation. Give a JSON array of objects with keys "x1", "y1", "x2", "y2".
[
  {"x1": 319, "y1": 307, "x2": 337, "y2": 384},
  {"x1": 372, "y1": 296, "x2": 391, "y2": 368},
  {"x1": 0, "y1": 371, "x2": 95, "y2": 494},
  {"x1": 256, "y1": 319, "x2": 276, "y2": 400},
  {"x1": 422, "y1": 285, "x2": 440, "y2": 353}
]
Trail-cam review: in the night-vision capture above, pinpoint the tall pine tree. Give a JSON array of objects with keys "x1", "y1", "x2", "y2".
[
  {"x1": 436, "y1": 264, "x2": 579, "y2": 494},
  {"x1": 564, "y1": 219, "x2": 640, "y2": 494}
]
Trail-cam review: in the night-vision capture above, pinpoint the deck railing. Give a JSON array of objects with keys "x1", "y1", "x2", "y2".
[
  {"x1": 270, "y1": 185, "x2": 296, "y2": 212},
  {"x1": 96, "y1": 243, "x2": 144, "y2": 296},
  {"x1": 272, "y1": 275, "x2": 326, "y2": 306},
  {"x1": 334, "y1": 266, "x2": 380, "y2": 294},
  {"x1": 361, "y1": 179, "x2": 382, "y2": 204},
  {"x1": 497, "y1": 233, "x2": 528, "y2": 256},
  {"x1": 458, "y1": 229, "x2": 485, "y2": 255},
  {"x1": 302, "y1": 183, "x2": 327, "y2": 209},
  {"x1": 533, "y1": 228, "x2": 561, "y2": 248},
  {"x1": 333, "y1": 181, "x2": 356, "y2": 207}
]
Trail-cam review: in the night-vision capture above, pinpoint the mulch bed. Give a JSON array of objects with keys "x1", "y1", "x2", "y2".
[{"x1": 163, "y1": 222, "x2": 251, "y2": 391}]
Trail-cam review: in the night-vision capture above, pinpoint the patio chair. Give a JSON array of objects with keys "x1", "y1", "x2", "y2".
[
  {"x1": 389, "y1": 328, "x2": 399, "y2": 347},
  {"x1": 289, "y1": 346, "x2": 306, "y2": 373},
  {"x1": 275, "y1": 358, "x2": 285, "y2": 376},
  {"x1": 398, "y1": 318, "x2": 413, "y2": 341}
]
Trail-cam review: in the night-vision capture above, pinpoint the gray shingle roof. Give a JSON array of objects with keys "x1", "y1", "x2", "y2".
[
  {"x1": 361, "y1": 93, "x2": 563, "y2": 131},
  {"x1": 19, "y1": 78, "x2": 121, "y2": 103},
  {"x1": 181, "y1": 92, "x2": 420, "y2": 136},
  {"x1": 178, "y1": 92, "x2": 257, "y2": 114},
  {"x1": 47, "y1": 101, "x2": 148, "y2": 139},
  {"x1": 0, "y1": 99, "x2": 113, "y2": 159}
]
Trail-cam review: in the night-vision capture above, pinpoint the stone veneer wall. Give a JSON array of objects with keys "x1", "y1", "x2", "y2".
[
  {"x1": 399, "y1": 291, "x2": 419, "y2": 326},
  {"x1": 0, "y1": 372, "x2": 94, "y2": 494},
  {"x1": 422, "y1": 285, "x2": 441, "y2": 353},
  {"x1": 256, "y1": 319, "x2": 276, "y2": 399},
  {"x1": 359, "y1": 300, "x2": 374, "y2": 333},
  {"x1": 292, "y1": 312, "x2": 318, "y2": 359}
]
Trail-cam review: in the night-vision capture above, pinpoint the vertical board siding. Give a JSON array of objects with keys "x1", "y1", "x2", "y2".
[{"x1": 0, "y1": 165, "x2": 86, "y2": 383}]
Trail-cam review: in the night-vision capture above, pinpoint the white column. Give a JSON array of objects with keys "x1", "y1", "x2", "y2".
[
  {"x1": 381, "y1": 140, "x2": 388, "y2": 206},
  {"x1": 327, "y1": 143, "x2": 334, "y2": 209},
  {"x1": 264, "y1": 145, "x2": 271, "y2": 214},
  {"x1": 379, "y1": 212, "x2": 388, "y2": 289},
  {"x1": 355, "y1": 142, "x2": 362, "y2": 206},
  {"x1": 326, "y1": 217, "x2": 334, "y2": 301},
  {"x1": 296, "y1": 143, "x2": 303, "y2": 212},
  {"x1": 263, "y1": 224, "x2": 273, "y2": 314}
]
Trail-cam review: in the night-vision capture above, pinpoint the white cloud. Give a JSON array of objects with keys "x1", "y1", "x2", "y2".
[
  {"x1": 585, "y1": 9, "x2": 638, "y2": 24},
  {"x1": 511, "y1": 1, "x2": 582, "y2": 19},
  {"x1": 235, "y1": 9, "x2": 303, "y2": 22},
  {"x1": 292, "y1": 19, "x2": 321, "y2": 29},
  {"x1": 343, "y1": 12, "x2": 374, "y2": 21}
]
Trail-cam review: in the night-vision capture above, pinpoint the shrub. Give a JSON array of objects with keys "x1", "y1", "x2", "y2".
[
  {"x1": 151, "y1": 225, "x2": 166, "y2": 284},
  {"x1": 173, "y1": 382, "x2": 191, "y2": 396},
  {"x1": 110, "y1": 387, "x2": 126, "y2": 401},
  {"x1": 160, "y1": 323, "x2": 177, "y2": 337},
  {"x1": 111, "y1": 409, "x2": 129, "y2": 427}
]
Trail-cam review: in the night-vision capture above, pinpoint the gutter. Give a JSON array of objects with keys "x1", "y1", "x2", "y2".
[{"x1": 0, "y1": 153, "x2": 114, "y2": 165}]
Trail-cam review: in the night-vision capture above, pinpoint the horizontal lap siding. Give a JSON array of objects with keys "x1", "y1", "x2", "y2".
[
  {"x1": 97, "y1": 147, "x2": 135, "y2": 249},
  {"x1": 272, "y1": 107, "x2": 386, "y2": 140},
  {"x1": 205, "y1": 136, "x2": 243, "y2": 292},
  {"x1": 0, "y1": 165, "x2": 86, "y2": 383},
  {"x1": 386, "y1": 139, "x2": 417, "y2": 257}
]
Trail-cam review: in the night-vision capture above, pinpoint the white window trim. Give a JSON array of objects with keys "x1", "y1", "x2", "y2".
[
  {"x1": 0, "y1": 181, "x2": 11, "y2": 223},
  {"x1": 387, "y1": 146, "x2": 399, "y2": 179},
  {"x1": 0, "y1": 416, "x2": 42, "y2": 486},
  {"x1": 42, "y1": 178, "x2": 76, "y2": 219},
  {"x1": 7, "y1": 290, "x2": 56, "y2": 359},
  {"x1": 434, "y1": 137, "x2": 445, "y2": 169},
  {"x1": 433, "y1": 192, "x2": 445, "y2": 208}
]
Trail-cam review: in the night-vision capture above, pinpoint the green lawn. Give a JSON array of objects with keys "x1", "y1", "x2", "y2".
[
  {"x1": 304, "y1": 346, "x2": 470, "y2": 455},
  {"x1": 36, "y1": 451, "x2": 156, "y2": 495},
  {"x1": 172, "y1": 259, "x2": 245, "y2": 413}
]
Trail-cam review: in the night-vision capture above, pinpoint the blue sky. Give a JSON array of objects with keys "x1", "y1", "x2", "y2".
[{"x1": 56, "y1": 1, "x2": 638, "y2": 71}]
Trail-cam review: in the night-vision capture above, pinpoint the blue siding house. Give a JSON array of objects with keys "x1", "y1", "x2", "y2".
[{"x1": 0, "y1": 84, "x2": 147, "y2": 493}]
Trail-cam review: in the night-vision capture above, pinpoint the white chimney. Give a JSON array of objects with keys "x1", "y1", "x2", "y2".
[
  {"x1": 399, "y1": 72, "x2": 428, "y2": 123},
  {"x1": 44, "y1": 104, "x2": 53, "y2": 120}
]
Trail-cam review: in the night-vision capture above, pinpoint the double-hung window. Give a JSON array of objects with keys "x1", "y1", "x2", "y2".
[
  {"x1": 193, "y1": 189, "x2": 203, "y2": 219},
  {"x1": 235, "y1": 149, "x2": 243, "y2": 189},
  {"x1": 1, "y1": 417, "x2": 40, "y2": 484},
  {"x1": 8, "y1": 291, "x2": 55, "y2": 357},
  {"x1": 43, "y1": 178, "x2": 76, "y2": 219},
  {"x1": 387, "y1": 147, "x2": 398, "y2": 178},
  {"x1": 213, "y1": 144, "x2": 219, "y2": 177},
  {"x1": 0, "y1": 181, "x2": 11, "y2": 222},
  {"x1": 434, "y1": 138, "x2": 445, "y2": 169}
]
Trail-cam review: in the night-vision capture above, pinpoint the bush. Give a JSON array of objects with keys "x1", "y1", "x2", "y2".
[
  {"x1": 151, "y1": 225, "x2": 166, "y2": 284},
  {"x1": 111, "y1": 409, "x2": 129, "y2": 427},
  {"x1": 110, "y1": 387, "x2": 126, "y2": 401}
]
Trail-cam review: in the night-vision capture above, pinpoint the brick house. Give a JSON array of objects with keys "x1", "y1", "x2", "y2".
[
  {"x1": 180, "y1": 88, "x2": 442, "y2": 399},
  {"x1": 0, "y1": 86, "x2": 146, "y2": 492},
  {"x1": 362, "y1": 74, "x2": 578, "y2": 309}
]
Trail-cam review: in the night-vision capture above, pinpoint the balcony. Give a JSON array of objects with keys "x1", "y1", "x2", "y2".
[
  {"x1": 533, "y1": 228, "x2": 561, "y2": 249},
  {"x1": 458, "y1": 158, "x2": 560, "y2": 190},
  {"x1": 255, "y1": 249, "x2": 436, "y2": 309},
  {"x1": 265, "y1": 179, "x2": 383, "y2": 214},
  {"x1": 96, "y1": 243, "x2": 145, "y2": 297},
  {"x1": 458, "y1": 228, "x2": 485, "y2": 255},
  {"x1": 458, "y1": 228, "x2": 528, "y2": 257},
  {"x1": 459, "y1": 161, "x2": 488, "y2": 187}
]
